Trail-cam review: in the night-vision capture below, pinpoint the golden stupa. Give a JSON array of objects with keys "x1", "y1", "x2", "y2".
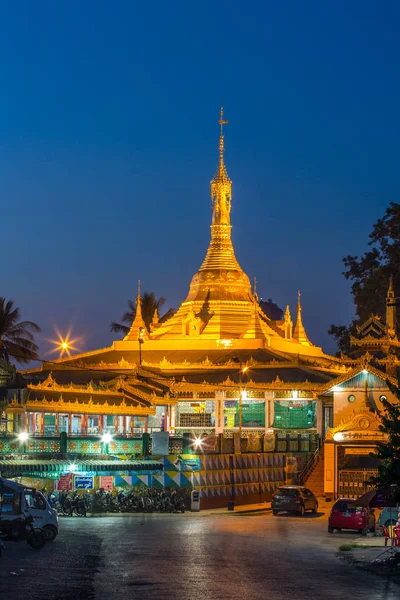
[{"x1": 120, "y1": 109, "x2": 323, "y2": 356}]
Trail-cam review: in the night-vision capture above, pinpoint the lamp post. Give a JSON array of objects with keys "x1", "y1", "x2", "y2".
[
  {"x1": 138, "y1": 327, "x2": 145, "y2": 366},
  {"x1": 236, "y1": 363, "x2": 249, "y2": 436}
]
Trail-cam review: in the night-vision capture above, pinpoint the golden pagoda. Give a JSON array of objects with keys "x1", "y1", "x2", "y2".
[{"x1": 114, "y1": 108, "x2": 323, "y2": 356}]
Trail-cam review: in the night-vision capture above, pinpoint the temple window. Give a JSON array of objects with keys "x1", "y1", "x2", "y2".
[
  {"x1": 44, "y1": 414, "x2": 56, "y2": 435},
  {"x1": 272, "y1": 400, "x2": 316, "y2": 429},
  {"x1": 176, "y1": 401, "x2": 215, "y2": 428},
  {"x1": 224, "y1": 399, "x2": 265, "y2": 428}
]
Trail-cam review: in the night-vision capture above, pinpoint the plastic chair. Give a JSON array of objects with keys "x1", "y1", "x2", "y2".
[
  {"x1": 383, "y1": 525, "x2": 393, "y2": 547},
  {"x1": 393, "y1": 526, "x2": 400, "y2": 548}
]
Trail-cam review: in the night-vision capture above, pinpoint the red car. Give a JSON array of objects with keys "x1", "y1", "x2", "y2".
[{"x1": 328, "y1": 498, "x2": 376, "y2": 536}]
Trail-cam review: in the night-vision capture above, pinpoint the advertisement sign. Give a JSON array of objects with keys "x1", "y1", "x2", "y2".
[
  {"x1": 100, "y1": 476, "x2": 113, "y2": 491},
  {"x1": 181, "y1": 457, "x2": 200, "y2": 471},
  {"x1": 56, "y1": 473, "x2": 73, "y2": 491},
  {"x1": 74, "y1": 476, "x2": 94, "y2": 490}
]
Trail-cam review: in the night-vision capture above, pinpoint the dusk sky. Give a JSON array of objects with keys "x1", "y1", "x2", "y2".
[{"x1": 2, "y1": 1, "x2": 400, "y2": 360}]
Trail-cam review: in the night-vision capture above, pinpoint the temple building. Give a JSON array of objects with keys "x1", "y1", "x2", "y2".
[
  {"x1": 1, "y1": 110, "x2": 399, "y2": 502},
  {"x1": 11, "y1": 109, "x2": 347, "y2": 447},
  {"x1": 322, "y1": 279, "x2": 399, "y2": 498}
]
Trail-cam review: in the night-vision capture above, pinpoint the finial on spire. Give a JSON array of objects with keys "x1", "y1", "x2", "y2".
[
  {"x1": 211, "y1": 107, "x2": 232, "y2": 227},
  {"x1": 253, "y1": 277, "x2": 257, "y2": 296},
  {"x1": 137, "y1": 280, "x2": 141, "y2": 302},
  {"x1": 297, "y1": 290, "x2": 302, "y2": 310}
]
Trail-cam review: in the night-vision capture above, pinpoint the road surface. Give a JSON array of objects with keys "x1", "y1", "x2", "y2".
[{"x1": 0, "y1": 510, "x2": 398, "y2": 600}]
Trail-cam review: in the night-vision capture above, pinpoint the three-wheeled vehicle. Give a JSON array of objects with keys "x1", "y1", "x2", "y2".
[{"x1": 0, "y1": 477, "x2": 58, "y2": 548}]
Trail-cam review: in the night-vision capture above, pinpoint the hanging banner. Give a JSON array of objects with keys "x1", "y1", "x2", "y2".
[
  {"x1": 56, "y1": 473, "x2": 73, "y2": 491},
  {"x1": 263, "y1": 432, "x2": 276, "y2": 452},
  {"x1": 247, "y1": 433, "x2": 260, "y2": 452},
  {"x1": 151, "y1": 432, "x2": 169, "y2": 455},
  {"x1": 100, "y1": 476, "x2": 113, "y2": 491},
  {"x1": 74, "y1": 476, "x2": 94, "y2": 490}
]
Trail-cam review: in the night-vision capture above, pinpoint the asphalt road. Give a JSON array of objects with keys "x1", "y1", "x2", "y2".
[{"x1": 0, "y1": 510, "x2": 398, "y2": 600}]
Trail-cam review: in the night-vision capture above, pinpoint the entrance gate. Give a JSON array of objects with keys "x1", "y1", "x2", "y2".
[{"x1": 338, "y1": 469, "x2": 378, "y2": 498}]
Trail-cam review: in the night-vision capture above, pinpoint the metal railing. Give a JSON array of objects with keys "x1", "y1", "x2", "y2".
[{"x1": 297, "y1": 446, "x2": 321, "y2": 485}]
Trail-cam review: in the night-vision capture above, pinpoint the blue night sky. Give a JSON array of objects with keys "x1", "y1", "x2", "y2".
[{"x1": 2, "y1": 0, "x2": 400, "y2": 359}]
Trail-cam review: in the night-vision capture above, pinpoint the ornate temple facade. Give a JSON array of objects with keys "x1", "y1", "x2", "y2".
[
  {"x1": 2, "y1": 110, "x2": 398, "y2": 500},
  {"x1": 9, "y1": 109, "x2": 347, "y2": 446}
]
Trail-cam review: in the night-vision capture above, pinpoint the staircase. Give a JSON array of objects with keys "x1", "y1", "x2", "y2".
[{"x1": 302, "y1": 447, "x2": 325, "y2": 498}]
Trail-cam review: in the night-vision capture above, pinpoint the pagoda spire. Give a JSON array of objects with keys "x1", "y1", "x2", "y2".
[
  {"x1": 386, "y1": 275, "x2": 397, "y2": 337},
  {"x1": 293, "y1": 291, "x2": 312, "y2": 346},
  {"x1": 123, "y1": 280, "x2": 149, "y2": 341},
  {"x1": 211, "y1": 107, "x2": 232, "y2": 226}
]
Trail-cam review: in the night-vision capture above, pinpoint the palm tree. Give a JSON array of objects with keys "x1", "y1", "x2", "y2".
[
  {"x1": 0, "y1": 298, "x2": 41, "y2": 364},
  {"x1": 111, "y1": 292, "x2": 174, "y2": 335}
]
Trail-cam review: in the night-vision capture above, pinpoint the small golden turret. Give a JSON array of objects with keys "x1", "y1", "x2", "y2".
[
  {"x1": 293, "y1": 291, "x2": 312, "y2": 346},
  {"x1": 386, "y1": 275, "x2": 397, "y2": 338},
  {"x1": 124, "y1": 280, "x2": 149, "y2": 341}
]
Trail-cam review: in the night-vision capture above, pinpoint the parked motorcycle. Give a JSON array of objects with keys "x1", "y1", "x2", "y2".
[{"x1": 2, "y1": 513, "x2": 46, "y2": 550}]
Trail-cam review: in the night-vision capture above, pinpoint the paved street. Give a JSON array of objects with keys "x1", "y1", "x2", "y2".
[{"x1": 0, "y1": 510, "x2": 398, "y2": 600}]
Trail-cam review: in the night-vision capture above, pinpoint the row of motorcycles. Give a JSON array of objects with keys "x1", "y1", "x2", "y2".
[{"x1": 52, "y1": 488, "x2": 187, "y2": 515}]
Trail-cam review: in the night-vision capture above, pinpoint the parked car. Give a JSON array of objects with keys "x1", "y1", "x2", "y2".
[
  {"x1": 272, "y1": 486, "x2": 318, "y2": 516},
  {"x1": 328, "y1": 498, "x2": 376, "y2": 536}
]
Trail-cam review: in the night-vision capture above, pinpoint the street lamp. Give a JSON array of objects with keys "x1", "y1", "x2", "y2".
[
  {"x1": 101, "y1": 432, "x2": 112, "y2": 455},
  {"x1": 138, "y1": 327, "x2": 145, "y2": 366},
  {"x1": 18, "y1": 431, "x2": 29, "y2": 453},
  {"x1": 231, "y1": 358, "x2": 249, "y2": 435}
]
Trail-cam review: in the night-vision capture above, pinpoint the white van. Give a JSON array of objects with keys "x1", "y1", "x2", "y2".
[{"x1": 0, "y1": 478, "x2": 59, "y2": 541}]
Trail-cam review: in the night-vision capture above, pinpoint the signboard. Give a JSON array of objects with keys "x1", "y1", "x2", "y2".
[
  {"x1": 335, "y1": 431, "x2": 387, "y2": 442},
  {"x1": 56, "y1": 473, "x2": 73, "y2": 491},
  {"x1": 181, "y1": 457, "x2": 200, "y2": 472},
  {"x1": 100, "y1": 476, "x2": 113, "y2": 491},
  {"x1": 345, "y1": 447, "x2": 375, "y2": 455},
  {"x1": 74, "y1": 476, "x2": 94, "y2": 490}
]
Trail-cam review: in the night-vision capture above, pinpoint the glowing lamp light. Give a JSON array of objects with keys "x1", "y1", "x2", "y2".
[
  {"x1": 47, "y1": 326, "x2": 82, "y2": 358},
  {"x1": 331, "y1": 386, "x2": 341, "y2": 392},
  {"x1": 18, "y1": 432, "x2": 29, "y2": 442},
  {"x1": 292, "y1": 390, "x2": 298, "y2": 399},
  {"x1": 242, "y1": 366, "x2": 249, "y2": 374},
  {"x1": 333, "y1": 432, "x2": 344, "y2": 442},
  {"x1": 193, "y1": 437, "x2": 203, "y2": 449},
  {"x1": 241, "y1": 390, "x2": 248, "y2": 400},
  {"x1": 362, "y1": 369, "x2": 368, "y2": 374},
  {"x1": 68, "y1": 463, "x2": 77, "y2": 472},
  {"x1": 102, "y1": 433, "x2": 112, "y2": 444}
]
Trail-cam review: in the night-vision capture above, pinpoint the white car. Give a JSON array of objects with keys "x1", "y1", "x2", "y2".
[{"x1": 0, "y1": 478, "x2": 59, "y2": 541}]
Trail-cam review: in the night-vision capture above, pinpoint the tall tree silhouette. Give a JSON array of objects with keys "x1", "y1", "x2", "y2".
[
  {"x1": 329, "y1": 202, "x2": 400, "y2": 354},
  {"x1": 370, "y1": 375, "x2": 400, "y2": 502}
]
